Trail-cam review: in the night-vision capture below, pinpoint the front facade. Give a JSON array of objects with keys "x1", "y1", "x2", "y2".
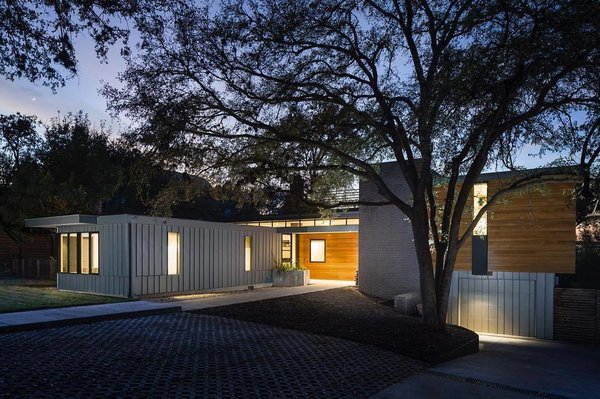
[
  {"x1": 26, "y1": 165, "x2": 576, "y2": 339},
  {"x1": 27, "y1": 214, "x2": 280, "y2": 297},
  {"x1": 359, "y1": 163, "x2": 576, "y2": 339}
]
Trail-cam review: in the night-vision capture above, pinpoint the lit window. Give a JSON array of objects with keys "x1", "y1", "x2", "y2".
[
  {"x1": 282, "y1": 234, "x2": 292, "y2": 262},
  {"x1": 68, "y1": 233, "x2": 78, "y2": 273},
  {"x1": 330, "y1": 219, "x2": 347, "y2": 226},
  {"x1": 91, "y1": 233, "x2": 99, "y2": 274},
  {"x1": 81, "y1": 233, "x2": 90, "y2": 274},
  {"x1": 244, "y1": 236, "x2": 252, "y2": 271},
  {"x1": 314, "y1": 219, "x2": 330, "y2": 226},
  {"x1": 310, "y1": 239, "x2": 326, "y2": 262},
  {"x1": 59, "y1": 232, "x2": 100, "y2": 274},
  {"x1": 60, "y1": 234, "x2": 68, "y2": 272},
  {"x1": 474, "y1": 183, "x2": 488, "y2": 236},
  {"x1": 167, "y1": 232, "x2": 180, "y2": 275}
]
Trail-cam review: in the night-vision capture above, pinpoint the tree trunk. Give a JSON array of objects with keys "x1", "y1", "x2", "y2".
[{"x1": 411, "y1": 202, "x2": 440, "y2": 328}]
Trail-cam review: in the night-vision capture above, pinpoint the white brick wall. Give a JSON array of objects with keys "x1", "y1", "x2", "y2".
[{"x1": 358, "y1": 163, "x2": 420, "y2": 299}]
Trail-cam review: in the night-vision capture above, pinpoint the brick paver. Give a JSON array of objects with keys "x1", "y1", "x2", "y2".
[{"x1": 0, "y1": 313, "x2": 424, "y2": 398}]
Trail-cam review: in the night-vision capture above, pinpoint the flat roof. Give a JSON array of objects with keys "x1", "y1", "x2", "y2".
[{"x1": 24, "y1": 214, "x2": 98, "y2": 228}]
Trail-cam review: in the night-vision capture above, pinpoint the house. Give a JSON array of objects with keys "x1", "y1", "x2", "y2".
[{"x1": 24, "y1": 163, "x2": 576, "y2": 339}]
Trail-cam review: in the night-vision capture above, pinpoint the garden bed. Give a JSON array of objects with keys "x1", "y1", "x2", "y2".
[{"x1": 194, "y1": 286, "x2": 478, "y2": 363}]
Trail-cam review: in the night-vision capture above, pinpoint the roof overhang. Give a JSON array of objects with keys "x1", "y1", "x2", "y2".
[{"x1": 24, "y1": 214, "x2": 98, "y2": 228}]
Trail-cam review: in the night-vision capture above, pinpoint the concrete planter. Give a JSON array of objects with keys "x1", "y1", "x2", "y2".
[{"x1": 272, "y1": 270, "x2": 310, "y2": 287}]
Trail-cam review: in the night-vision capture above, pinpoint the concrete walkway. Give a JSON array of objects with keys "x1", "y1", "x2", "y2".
[
  {"x1": 372, "y1": 334, "x2": 600, "y2": 399},
  {"x1": 161, "y1": 279, "x2": 354, "y2": 311},
  {"x1": 0, "y1": 301, "x2": 181, "y2": 333},
  {"x1": 0, "y1": 280, "x2": 352, "y2": 333}
]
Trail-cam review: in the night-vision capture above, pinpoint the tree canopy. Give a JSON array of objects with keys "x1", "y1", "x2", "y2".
[
  {"x1": 107, "y1": 0, "x2": 600, "y2": 327},
  {"x1": 0, "y1": 0, "x2": 142, "y2": 89}
]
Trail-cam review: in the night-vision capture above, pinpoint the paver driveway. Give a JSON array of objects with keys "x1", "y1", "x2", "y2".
[{"x1": 0, "y1": 312, "x2": 424, "y2": 398}]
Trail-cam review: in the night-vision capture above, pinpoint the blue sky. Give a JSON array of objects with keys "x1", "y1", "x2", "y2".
[
  {"x1": 0, "y1": 31, "x2": 557, "y2": 170},
  {"x1": 0, "y1": 34, "x2": 128, "y2": 132}
]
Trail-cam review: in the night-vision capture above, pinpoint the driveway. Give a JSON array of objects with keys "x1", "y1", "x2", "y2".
[
  {"x1": 0, "y1": 312, "x2": 423, "y2": 398},
  {"x1": 372, "y1": 334, "x2": 600, "y2": 399}
]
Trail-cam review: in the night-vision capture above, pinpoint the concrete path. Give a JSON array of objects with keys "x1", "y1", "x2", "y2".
[
  {"x1": 0, "y1": 280, "x2": 351, "y2": 333},
  {"x1": 0, "y1": 301, "x2": 181, "y2": 333},
  {"x1": 164, "y1": 279, "x2": 354, "y2": 311},
  {"x1": 372, "y1": 334, "x2": 600, "y2": 399}
]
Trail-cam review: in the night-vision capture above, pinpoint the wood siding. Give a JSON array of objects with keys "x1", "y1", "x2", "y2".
[
  {"x1": 298, "y1": 233, "x2": 358, "y2": 280},
  {"x1": 449, "y1": 181, "x2": 575, "y2": 273}
]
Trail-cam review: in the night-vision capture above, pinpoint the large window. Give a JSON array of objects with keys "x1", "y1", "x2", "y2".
[
  {"x1": 310, "y1": 239, "x2": 326, "y2": 262},
  {"x1": 167, "y1": 232, "x2": 180, "y2": 275},
  {"x1": 244, "y1": 236, "x2": 252, "y2": 271},
  {"x1": 59, "y1": 232, "x2": 99, "y2": 274}
]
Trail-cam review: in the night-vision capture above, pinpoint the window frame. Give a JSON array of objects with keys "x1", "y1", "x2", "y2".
[
  {"x1": 309, "y1": 239, "x2": 326, "y2": 263},
  {"x1": 59, "y1": 232, "x2": 100, "y2": 275}
]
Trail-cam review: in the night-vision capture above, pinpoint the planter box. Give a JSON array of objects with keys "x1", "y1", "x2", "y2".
[{"x1": 272, "y1": 270, "x2": 310, "y2": 287}]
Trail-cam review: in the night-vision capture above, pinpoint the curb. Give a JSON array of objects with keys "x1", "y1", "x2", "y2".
[{"x1": 0, "y1": 305, "x2": 182, "y2": 334}]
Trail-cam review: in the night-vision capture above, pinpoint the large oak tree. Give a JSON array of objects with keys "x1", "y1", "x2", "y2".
[{"x1": 108, "y1": 0, "x2": 600, "y2": 328}]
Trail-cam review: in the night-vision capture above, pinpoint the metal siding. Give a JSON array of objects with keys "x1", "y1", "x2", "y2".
[{"x1": 449, "y1": 271, "x2": 554, "y2": 339}]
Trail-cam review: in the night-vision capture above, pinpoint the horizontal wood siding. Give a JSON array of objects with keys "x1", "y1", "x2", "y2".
[
  {"x1": 449, "y1": 181, "x2": 575, "y2": 273},
  {"x1": 298, "y1": 233, "x2": 358, "y2": 280},
  {"x1": 554, "y1": 288, "x2": 600, "y2": 343},
  {"x1": 447, "y1": 271, "x2": 554, "y2": 339},
  {"x1": 130, "y1": 222, "x2": 279, "y2": 296}
]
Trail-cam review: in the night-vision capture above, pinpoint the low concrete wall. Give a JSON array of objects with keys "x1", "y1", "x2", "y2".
[{"x1": 272, "y1": 270, "x2": 310, "y2": 287}]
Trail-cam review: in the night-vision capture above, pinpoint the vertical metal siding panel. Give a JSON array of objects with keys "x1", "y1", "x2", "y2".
[
  {"x1": 224, "y1": 230, "x2": 230, "y2": 287},
  {"x1": 203, "y1": 229, "x2": 209, "y2": 290},
  {"x1": 219, "y1": 229, "x2": 225, "y2": 288},
  {"x1": 536, "y1": 273, "x2": 544, "y2": 339},
  {"x1": 197, "y1": 227, "x2": 202, "y2": 290},
  {"x1": 142, "y1": 224, "x2": 149, "y2": 281},
  {"x1": 502, "y1": 274, "x2": 511, "y2": 335},
  {"x1": 136, "y1": 224, "x2": 142, "y2": 277},
  {"x1": 545, "y1": 273, "x2": 554, "y2": 339},
  {"x1": 154, "y1": 224, "x2": 161, "y2": 278},
  {"x1": 183, "y1": 227, "x2": 190, "y2": 292}
]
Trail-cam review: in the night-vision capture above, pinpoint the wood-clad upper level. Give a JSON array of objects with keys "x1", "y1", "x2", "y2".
[{"x1": 453, "y1": 180, "x2": 575, "y2": 273}]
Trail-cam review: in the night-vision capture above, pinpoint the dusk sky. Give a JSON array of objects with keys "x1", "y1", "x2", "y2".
[
  {"x1": 0, "y1": 32, "x2": 558, "y2": 170},
  {"x1": 0, "y1": 33, "x2": 128, "y2": 132}
]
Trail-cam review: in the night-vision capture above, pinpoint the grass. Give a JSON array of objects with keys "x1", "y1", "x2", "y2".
[
  {"x1": 194, "y1": 286, "x2": 479, "y2": 364},
  {"x1": 0, "y1": 279, "x2": 128, "y2": 313}
]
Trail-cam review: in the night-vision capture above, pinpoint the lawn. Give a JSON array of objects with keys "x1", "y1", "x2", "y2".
[
  {"x1": 194, "y1": 286, "x2": 479, "y2": 364},
  {"x1": 0, "y1": 279, "x2": 127, "y2": 313}
]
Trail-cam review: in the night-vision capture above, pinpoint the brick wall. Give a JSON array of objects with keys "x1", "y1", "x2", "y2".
[{"x1": 358, "y1": 163, "x2": 420, "y2": 299}]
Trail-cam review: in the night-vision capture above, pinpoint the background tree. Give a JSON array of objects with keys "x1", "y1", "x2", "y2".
[{"x1": 108, "y1": 0, "x2": 600, "y2": 328}]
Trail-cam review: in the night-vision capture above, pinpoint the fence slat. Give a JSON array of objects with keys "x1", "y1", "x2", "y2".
[{"x1": 554, "y1": 288, "x2": 599, "y2": 343}]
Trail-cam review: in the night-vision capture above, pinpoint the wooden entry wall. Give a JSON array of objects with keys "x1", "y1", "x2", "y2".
[{"x1": 298, "y1": 233, "x2": 358, "y2": 280}]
